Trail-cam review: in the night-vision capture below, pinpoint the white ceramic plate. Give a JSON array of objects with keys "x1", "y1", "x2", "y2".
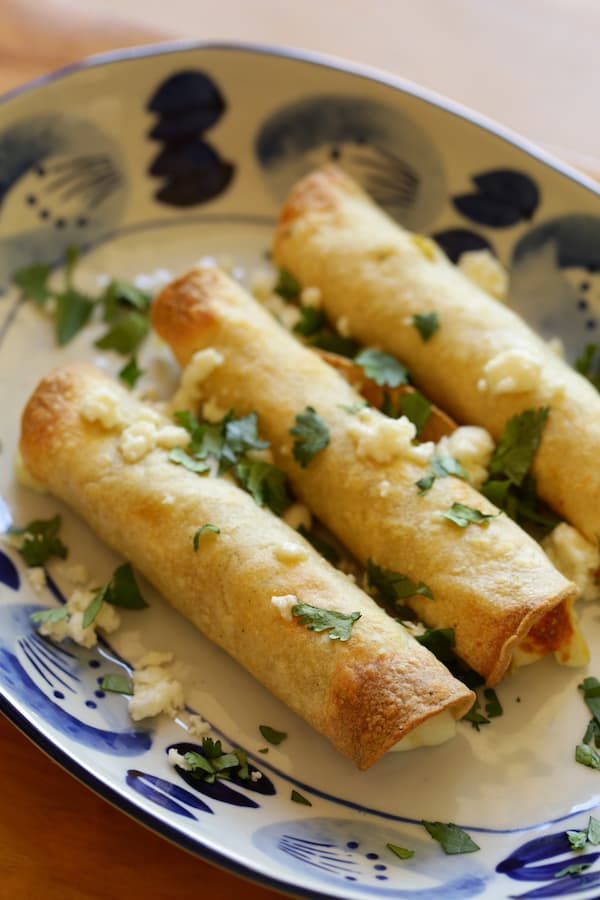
[{"x1": 2, "y1": 43, "x2": 600, "y2": 900}]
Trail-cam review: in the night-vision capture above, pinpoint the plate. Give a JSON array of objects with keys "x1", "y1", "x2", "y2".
[{"x1": 1, "y1": 42, "x2": 600, "y2": 900}]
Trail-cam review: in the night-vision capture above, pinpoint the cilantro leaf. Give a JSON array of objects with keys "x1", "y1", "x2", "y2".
[
  {"x1": 567, "y1": 829, "x2": 589, "y2": 851},
  {"x1": 274, "y1": 267, "x2": 301, "y2": 300},
  {"x1": 9, "y1": 515, "x2": 68, "y2": 566},
  {"x1": 487, "y1": 407, "x2": 549, "y2": 487},
  {"x1": 292, "y1": 602, "x2": 361, "y2": 641},
  {"x1": 397, "y1": 391, "x2": 432, "y2": 436},
  {"x1": 297, "y1": 525, "x2": 340, "y2": 565},
  {"x1": 119, "y1": 355, "x2": 143, "y2": 388},
  {"x1": 588, "y1": 816, "x2": 600, "y2": 844},
  {"x1": 235, "y1": 459, "x2": 290, "y2": 516},
  {"x1": 294, "y1": 306, "x2": 326, "y2": 336},
  {"x1": 224, "y1": 412, "x2": 270, "y2": 457},
  {"x1": 64, "y1": 244, "x2": 80, "y2": 288},
  {"x1": 30, "y1": 607, "x2": 69, "y2": 625},
  {"x1": 259, "y1": 725, "x2": 288, "y2": 745},
  {"x1": 82, "y1": 588, "x2": 107, "y2": 628},
  {"x1": 193, "y1": 523, "x2": 220, "y2": 551},
  {"x1": 386, "y1": 843, "x2": 415, "y2": 860},
  {"x1": 484, "y1": 687, "x2": 503, "y2": 719},
  {"x1": 54, "y1": 288, "x2": 95, "y2": 345},
  {"x1": 182, "y1": 738, "x2": 251, "y2": 783},
  {"x1": 463, "y1": 697, "x2": 490, "y2": 730},
  {"x1": 367, "y1": 558, "x2": 433, "y2": 603},
  {"x1": 416, "y1": 454, "x2": 468, "y2": 495},
  {"x1": 443, "y1": 503, "x2": 499, "y2": 528},
  {"x1": 291, "y1": 789, "x2": 312, "y2": 806},
  {"x1": 339, "y1": 401, "x2": 369, "y2": 414},
  {"x1": 576, "y1": 743, "x2": 600, "y2": 769},
  {"x1": 103, "y1": 563, "x2": 148, "y2": 609},
  {"x1": 554, "y1": 863, "x2": 592, "y2": 878},
  {"x1": 422, "y1": 821, "x2": 480, "y2": 855},
  {"x1": 100, "y1": 673, "x2": 133, "y2": 695},
  {"x1": 169, "y1": 446, "x2": 212, "y2": 473},
  {"x1": 94, "y1": 309, "x2": 149, "y2": 354},
  {"x1": 575, "y1": 343, "x2": 600, "y2": 391},
  {"x1": 415, "y1": 628, "x2": 455, "y2": 664},
  {"x1": 354, "y1": 348, "x2": 409, "y2": 388},
  {"x1": 578, "y1": 677, "x2": 600, "y2": 723},
  {"x1": 99, "y1": 279, "x2": 151, "y2": 321},
  {"x1": 412, "y1": 312, "x2": 439, "y2": 342},
  {"x1": 307, "y1": 330, "x2": 360, "y2": 357},
  {"x1": 290, "y1": 407, "x2": 330, "y2": 467},
  {"x1": 13, "y1": 262, "x2": 51, "y2": 304}
]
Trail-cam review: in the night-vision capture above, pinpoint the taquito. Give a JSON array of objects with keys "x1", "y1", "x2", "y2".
[
  {"x1": 273, "y1": 164, "x2": 600, "y2": 545},
  {"x1": 19, "y1": 363, "x2": 475, "y2": 770},
  {"x1": 151, "y1": 265, "x2": 584, "y2": 685}
]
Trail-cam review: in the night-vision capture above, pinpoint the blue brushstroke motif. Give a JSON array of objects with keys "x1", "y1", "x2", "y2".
[
  {"x1": 146, "y1": 71, "x2": 234, "y2": 207},
  {"x1": 432, "y1": 228, "x2": 494, "y2": 263},
  {"x1": 453, "y1": 169, "x2": 539, "y2": 227},
  {"x1": 497, "y1": 827, "x2": 600, "y2": 898},
  {"x1": 126, "y1": 770, "x2": 212, "y2": 819},
  {"x1": 508, "y1": 872, "x2": 600, "y2": 898},
  {"x1": 0, "y1": 548, "x2": 19, "y2": 590}
]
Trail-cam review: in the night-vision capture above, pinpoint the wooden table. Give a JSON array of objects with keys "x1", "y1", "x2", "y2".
[{"x1": 1, "y1": 2, "x2": 598, "y2": 898}]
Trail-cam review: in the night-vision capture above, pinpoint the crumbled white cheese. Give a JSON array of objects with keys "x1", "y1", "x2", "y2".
[
  {"x1": 436, "y1": 426, "x2": 495, "y2": 489},
  {"x1": 336, "y1": 315, "x2": 351, "y2": 337},
  {"x1": 346, "y1": 407, "x2": 432, "y2": 464},
  {"x1": 271, "y1": 594, "x2": 298, "y2": 621},
  {"x1": 168, "y1": 747, "x2": 193, "y2": 770},
  {"x1": 129, "y1": 659, "x2": 185, "y2": 721},
  {"x1": 80, "y1": 384, "x2": 126, "y2": 429},
  {"x1": 300, "y1": 285, "x2": 322, "y2": 308},
  {"x1": 179, "y1": 712, "x2": 211, "y2": 737},
  {"x1": 458, "y1": 249, "x2": 508, "y2": 300},
  {"x1": 379, "y1": 480, "x2": 391, "y2": 498},
  {"x1": 542, "y1": 523, "x2": 600, "y2": 602},
  {"x1": 118, "y1": 420, "x2": 157, "y2": 463},
  {"x1": 262, "y1": 293, "x2": 301, "y2": 330},
  {"x1": 137, "y1": 650, "x2": 174, "y2": 668},
  {"x1": 170, "y1": 348, "x2": 224, "y2": 412},
  {"x1": 477, "y1": 348, "x2": 542, "y2": 395},
  {"x1": 133, "y1": 267, "x2": 173, "y2": 293},
  {"x1": 27, "y1": 567, "x2": 46, "y2": 592},
  {"x1": 283, "y1": 503, "x2": 312, "y2": 531},
  {"x1": 155, "y1": 424, "x2": 189, "y2": 450},
  {"x1": 202, "y1": 398, "x2": 229, "y2": 423},
  {"x1": 250, "y1": 771, "x2": 263, "y2": 782},
  {"x1": 273, "y1": 542, "x2": 309, "y2": 565},
  {"x1": 38, "y1": 587, "x2": 120, "y2": 648}
]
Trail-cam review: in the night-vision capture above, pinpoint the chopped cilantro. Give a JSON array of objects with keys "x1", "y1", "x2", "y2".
[
  {"x1": 575, "y1": 343, "x2": 600, "y2": 391},
  {"x1": 168, "y1": 446, "x2": 211, "y2": 473},
  {"x1": 82, "y1": 590, "x2": 106, "y2": 629},
  {"x1": 292, "y1": 602, "x2": 360, "y2": 641},
  {"x1": 339, "y1": 401, "x2": 369, "y2": 414},
  {"x1": 386, "y1": 843, "x2": 415, "y2": 860},
  {"x1": 397, "y1": 391, "x2": 432, "y2": 436},
  {"x1": 291, "y1": 789, "x2": 312, "y2": 806},
  {"x1": 307, "y1": 330, "x2": 360, "y2": 357},
  {"x1": 576, "y1": 743, "x2": 600, "y2": 769},
  {"x1": 235, "y1": 459, "x2": 290, "y2": 516},
  {"x1": 30, "y1": 606, "x2": 69, "y2": 625},
  {"x1": 13, "y1": 262, "x2": 51, "y2": 303},
  {"x1": 99, "y1": 279, "x2": 151, "y2": 321},
  {"x1": 118, "y1": 355, "x2": 143, "y2": 388},
  {"x1": 463, "y1": 697, "x2": 490, "y2": 731},
  {"x1": 274, "y1": 267, "x2": 301, "y2": 300},
  {"x1": 588, "y1": 816, "x2": 600, "y2": 844},
  {"x1": 579, "y1": 677, "x2": 600, "y2": 722},
  {"x1": 487, "y1": 407, "x2": 549, "y2": 487},
  {"x1": 367, "y1": 559, "x2": 433, "y2": 603},
  {"x1": 567, "y1": 816, "x2": 600, "y2": 850},
  {"x1": 294, "y1": 306, "x2": 326, "y2": 336},
  {"x1": 224, "y1": 412, "x2": 270, "y2": 458},
  {"x1": 100, "y1": 673, "x2": 133, "y2": 695},
  {"x1": 443, "y1": 503, "x2": 499, "y2": 528},
  {"x1": 354, "y1": 348, "x2": 409, "y2": 388},
  {"x1": 193, "y1": 524, "x2": 220, "y2": 551},
  {"x1": 9, "y1": 515, "x2": 68, "y2": 566},
  {"x1": 414, "y1": 628, "x2": 455, "y2": 664},
  {"x1": 416, "y1": 454, "x2": 468, "y2": 495},
  {"x1": 422, "y1": 821, "x2": 480, "y2": 855},
  {"x1": 554, "y1": 863, "x2": 592, "y2": 878},
  {"x1": 259, "y1": 725, "x2": 288, "y2": 746},
  {"x1": 412, "y1": 312, "x2": 439, "y2": 342},
  {"x1": 82, "y1": 562, "x2": 147, "y2": 628},
  {"x1": 484, "y1": 687, "x2": 503, "y2": 719},
  {"x1": 567, "y1": 829, "x2": 589, "y2": 851},
  {"x1": 54, "y1": 288, "x2": 95, "y2": 345},
  {"x1": 290, "y1": 407, "x2": 330, "y2": 467},
  {"x1": 94, "y1": 309, "x2": 149, "y2": 354},
  {"x1": 297, "y1": 525, "x2": 340, "y2": 565},
  {"x1": 183, "y1": 738, "x2": 249, "y2": 783}
]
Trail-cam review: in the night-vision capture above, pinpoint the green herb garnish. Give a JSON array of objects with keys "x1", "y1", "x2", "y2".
[
  {"x1": 94, "y1": 309, "x2": 149, "y2": 355},
  {"x1": 100, "y1": 673, "x2": 133, "y2": 695},
  {"x1": 422, "y1": 821, "x2": 480, "y2": 855},
  {"x1": 307, "y1": 330, "x2": 360, "y2": 357},
  {"x1": 367, "y1": 559, "x2": 433, "y2": 603},
  {"x1": 292, "y1": 602, "x2": 361, "y2": 641},
  {"x1": 193, "y1": 524, "x2": 220, "y2": 551},
  {"x1": 13, "y1": 262, "x2": 51, "y2": 303},
  {"x1": 183, "y1": 738, "x2": 249, "y2": 783},
  {"x1": 294, "y1": 306, "x2": 326, "y2": 336},
  {"x1": 484, "y1": 687, "x2": 503, "y2": 719},
  {"x1": 297, "y1": 525, "x2": 340, "y2": 565},
  {"x1": 414, "y1": 628, "x2": 455, "y2": 663},
  {"x1": 274, "y1": 267, "x2": 301, "y2": 300},
  {"x1": 9, "y1": 515, "x2": 68, "y2": 566},
  {"x1": 259, "y1": 725, "x2": 288, "y2": 746},
  {"x1": 290, "y1": 406, "x2": 330, "y2": 467},
  {"x1": 412, "y1": 312, "x2": 439, "y2": 342},
  {"x1": 30, "y1": 607, "x2": 69, "y2": 625},
  {"x1": 554, "y1": 863, "x2": 592, "y2": 878},
  {"x1": 394, "y1": 391, "x2": 432, "y2": 437},
  {"x1": 567, "y1": 816, "x2": 600, "y2": 850},
  {"x1": 386, "y1": 843, "x2": 415, "y2": 860},
  {"x1": 235, "y1": 459, "x2": 291, "y2": 516},
  {"x1": 487, "y1": 407, "x2": 549, "y2": 487},
  {"x1": 83, "y1": 562, "x2": 148, "y2": 628},
  {"x1": 575, "y1": 343, "x2": 600, "y2": 391},
  {"x1": 576, "y1": 743, "x2": 600, "y2": 769},
  {"x1": 118, "y1": 355, "x2": 143, "y2": 388},
  {"x1": 443, "y1": 503, "x2": 499, "y2": 528},
  {"x1": 354, "y1": 348, "x2": 409, "y2": 388},
  {"x1": 291, "y1": 789, "x2": 312, "y2": 806},
  {"x1": 416, "y1": 455, "x2": 468, "y2": 495}
]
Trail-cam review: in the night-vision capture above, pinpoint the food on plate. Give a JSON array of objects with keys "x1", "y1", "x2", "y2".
[
  {"x1": 151, "y1": 264, "x2": 586, "y2": 685},
  {"x1": 19, "y1": 362, "x2": 475, "y2": 769},
  {"x1": 272, "y1": 164, "x2": 600, "y2": 544}
]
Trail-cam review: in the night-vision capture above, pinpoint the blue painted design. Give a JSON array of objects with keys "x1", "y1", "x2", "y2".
[
  {"x1": 126, "y1": 770, "x2": 212, "y2": 819},
  {"x1": 0, "y1": 603, "x2": 151, "y2": 755},
  {"x1": 169, "y1": 740, "x2": 273, "y2": 808},
  {"x1": 510, "y1": 214, "x2": 600, "y2": 357},
  {"x1": 0, "y1": 549, "x2": 19, "y2": 590},
  {"x1": 146, "y1": 71, "x2": 234, "y2": 207},
  {"x1": 453, "y1": 169, "x2": 539, "y2": 227},
  {"x1": 253, "y1": 817, "x2": 489, "y2": 896},
  {"x1": 255, "y1": 95, "x2": 446, "y2": 230},
  {"x1": 497, "y1": 828, "x2": 600, "y2": 897},
  {"x1": 432, "y1": 228, "x2": 494, "y2": 264},
  {"x1": 0, "y1": 116, "x2": 126, "y2": 285}
]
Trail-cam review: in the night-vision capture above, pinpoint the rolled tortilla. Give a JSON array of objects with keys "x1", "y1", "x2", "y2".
[
  {"x1": 19, "y1": 363, "x2": 475, "y2": 770},
  {"x1": 273, "y1": 164, "x2": 600, "y2": 545},
  {"x1": 151, "y1": 265, "x2": 584, "y2": 685}
]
